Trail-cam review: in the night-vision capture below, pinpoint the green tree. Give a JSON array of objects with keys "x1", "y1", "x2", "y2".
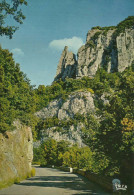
[
  {"x1": 57, "y1": 140, "x2": 70, "y2": 166},
  {"x1": 0, "y1": 47, "x2": 37, "y2": 133},
  {"x1": 41, "y1": 139, "x2": 58, "y2": 165},
  {"x1": 0, "y1": 0, "x2": 27, "y2": 38},
  {"x1": 62, "y1": 145, "x2": 93, "y2": 170}
]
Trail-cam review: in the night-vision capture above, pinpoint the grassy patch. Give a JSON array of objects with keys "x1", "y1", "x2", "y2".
[
  {"x1": 0, "y1": 169, "x2": 36, "y2": 190},
  {"x1": 31, "y1": 168, "x2": 36, "y2": 177}
]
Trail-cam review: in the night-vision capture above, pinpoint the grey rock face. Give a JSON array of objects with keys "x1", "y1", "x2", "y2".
[
  {"x1": 54, "y1": 46, "x2": 77, "y2": 81},
  {"x1": 0, "y1": 120, "x2": 33, "y2": 186},
  {"x1": 100, "y1": 93, "x2": 111, "y2": 106},
  {"x1": 35, "y1": 91, "x2": 95, "y2": 146},
  {"x1": 117, "y1": 29, "x2": 134, "y2": 72},
  {"x1": 77, "y1": 28, "x2": 134, "y2": 77},
  {"x1": 36, "y1": 91, "x2": 95, "y2": 120},
  {"x1": 41, "y1": 123, "x2": 85, "y2": 147},
  {"x1": 35, "y1": 99, "x2": 62, "y2": 119},
  {"x1": 77, "y1": 29, "x2": 117, "y2": 77},
  {"x1": 58, "y1": 92, "x2": 95, "y2": 120},
  {"x1": 54, "y1": 28, "x2": 134, "y2": 81}
]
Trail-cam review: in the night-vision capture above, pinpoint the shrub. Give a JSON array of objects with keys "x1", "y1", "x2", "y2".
[
  {"x1": 14, "y1": 177, "x2": 20, "y2": 184},
  {"x1": 87, "y1": 88, "x2": 94, "y2": 94},
  {"x1": 31, "y1": 168, "x2": 36, "y2": 177},
  {"x1": 32, "y1": 161, "x2": 40, "y2": 165},
  {"x1": 26, "y1": 172, "x2": 31, "y2": 179},
  {"x1": 40, "y1": 162, "x2": 47, "y2": 167}
]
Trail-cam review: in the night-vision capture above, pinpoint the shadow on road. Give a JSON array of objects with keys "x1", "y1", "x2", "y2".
[{"x1": 17, "y1": 169, "x2": 111, "y2": 195}]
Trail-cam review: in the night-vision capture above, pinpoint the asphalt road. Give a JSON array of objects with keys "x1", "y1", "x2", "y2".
[{"x1": 0, "y1": 167, "x2": 111, "y2": 195}]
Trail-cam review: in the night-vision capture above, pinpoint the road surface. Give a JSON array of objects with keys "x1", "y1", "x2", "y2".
[{"x1": 0, "y1": 167, "x2": 111, "y2": 195}]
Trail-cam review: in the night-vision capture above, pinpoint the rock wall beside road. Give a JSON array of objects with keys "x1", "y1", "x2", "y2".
[{"x1": 0, "y1": 120, "x2": 33, "y2": 189}]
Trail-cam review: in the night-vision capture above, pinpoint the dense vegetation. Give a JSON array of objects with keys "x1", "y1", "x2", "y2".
[
  {"x1": 0, "y1": 47, "x2": 37, "y2": 136},
  {"x1": 33, "y1": 138, "x2": 110, "y2": 174},
  {"x1": 33, "y1": 139, "x2": 93, "y2": 171},
  {"x1": 116, "y1": 16, "x2": 134, "y2": 35}
]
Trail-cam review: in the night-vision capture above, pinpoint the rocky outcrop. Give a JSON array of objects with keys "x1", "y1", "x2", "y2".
[
  {"x1": 54, "y1": 46, "x2": 77, "y2": 81},
  {"x1": 77, "y1": 28, "x2": 134, "y2": 76},
  {"x1": 54, "y1": 28, "x2": 134, "y2": 80},
  {"x1": 117, "y1": 29, "x2": 134, "y2": 72},
  {"x1": 0, "y1": 120, "x2": 33, "y2": 188},
  {"x1": 77, "y1": 29, "x2": 117, "y2": 77},
  {"x1": 36, "y1": 91, "x2": 95, "y2": 120},
  {"x1": 41, "y1": 123, "x2": 85, "y2": 147},
  {"x1": 35, "y1": 91, "x2": 95, "y2": 146}
]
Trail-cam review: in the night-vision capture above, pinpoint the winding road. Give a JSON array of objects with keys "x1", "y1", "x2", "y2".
[{"x1": 0, "y1": 167, "x2": 111, "y2": 195}]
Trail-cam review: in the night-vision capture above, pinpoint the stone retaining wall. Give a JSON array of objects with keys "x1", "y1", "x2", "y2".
[{"x1": 59, "y1": 167, "x2": 113, "y2": 192}]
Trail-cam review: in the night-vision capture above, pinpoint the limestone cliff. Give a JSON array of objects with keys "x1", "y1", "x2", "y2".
[
  {"x1": 77, "y1": 29, "x2": 117, "y2": 77},
  {"x1": 77, "y1": 28, "x2": 134, "y2": 77},
  {"x1": 116, "y1": 29, "x2": 134, "y2": 72},
  {"x1": 35, "y1": 91, "x2": 95, "y2": 146},
  {"x1": 0, "y1": 120, "x2": 33, "y2": 188},
  {"x1": 54, "y1": 46, "x2": 77, "y2": 81},
  {"x1": 55, "y1": 27, "x2": 134, "y2": 80}
]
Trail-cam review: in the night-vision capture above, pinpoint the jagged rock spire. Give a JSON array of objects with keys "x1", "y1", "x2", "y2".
[{"x1": 54, "y1": 46, "x2": 77, "y2": 81}]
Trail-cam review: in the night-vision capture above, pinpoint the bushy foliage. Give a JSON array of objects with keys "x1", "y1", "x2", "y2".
[
  {"x1": 0, "y1": 47, "x2": 37, "y2": 134},
  {"x1": 33, "y1": 139, "x2": 93, "y2": 170},
  {"x1": 30, "y1": 168, "x2": 36, "y2": 177},
  {"x1": 115, "y1": 16, "x2": 134, "y2": 36},
  {"x1": 91, "y1": 16, "x2": 134, "y2": 38},
  {"x1": 0, "y1": 0, "x2": 27, "y2": 38},
  {"x1": 82, "y1": 66, "x2": 134, "y2": 186},
  {"x1": 33, "y1": 139, "x2": 70, "y2": 166},
  {"x1": 91, "y1": 26, "x2": 116, "y2": 30}
]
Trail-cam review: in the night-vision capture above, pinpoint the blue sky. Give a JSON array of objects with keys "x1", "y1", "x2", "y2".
[{"x1": 0, "y1": 0, "x2": 134, "y2": 87}]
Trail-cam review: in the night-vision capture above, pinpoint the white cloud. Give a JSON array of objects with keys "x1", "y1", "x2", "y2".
[
  {"x1": 49, "y1": 36, "x2": 84, "y2": 53},
  {"x1": 11, "y1": 48, "x2": 24, "y2": 57}
]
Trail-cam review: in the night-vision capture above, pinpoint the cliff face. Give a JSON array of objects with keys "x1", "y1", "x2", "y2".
[
  {"x1": 0, "y1": 121, "x2": 33, "y2": 188},
  {"x1": 117, "y1": 29, "x2": 134, "y2": 72},
  {"x1": 55, "y1": 28, "x2": 134, "y2": 80},
  {"x1": 35, "y1": 91, "x2": 95, "y2": 146},
  {"x1": 77, "y1": 29, "x2": 117, "y2": 77},
  {"x1": 54, "y1": 46, "x2": 77, "y2": 81}
]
